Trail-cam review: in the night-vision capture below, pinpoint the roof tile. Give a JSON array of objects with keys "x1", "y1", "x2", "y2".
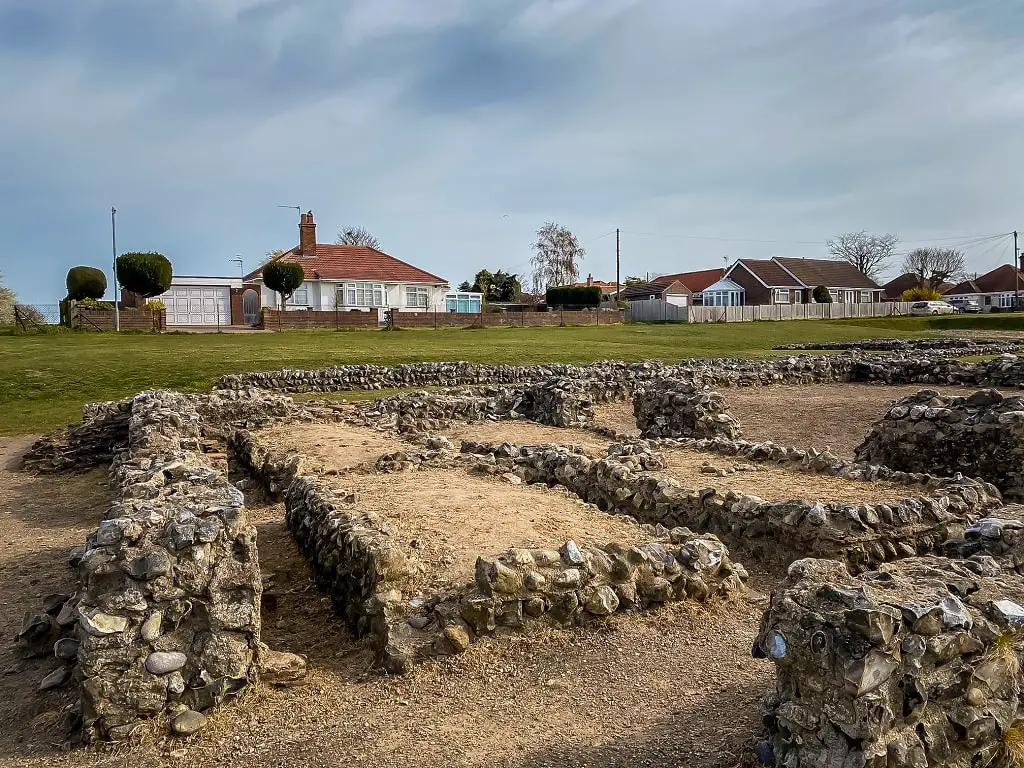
[{"x1": 246, "y1": 245, "x2": 447, "y2": 284}]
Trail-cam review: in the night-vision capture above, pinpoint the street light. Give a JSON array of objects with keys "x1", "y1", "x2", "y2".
[{"x1": 111, "y1": 206, "x2": 120, "y2": 332}]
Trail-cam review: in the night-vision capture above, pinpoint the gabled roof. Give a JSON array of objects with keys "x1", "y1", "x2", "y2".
[
  {"x1": 619, "y1": 280, "x2": 690, "y2": 300},
  {"x1": 245, "y1": 244, "x2": 447, "y2": 284},
  {"x1": 947, "y1": 265, "x2": 1024, "y2": 295},
  {"x1": 730, "y1": 259, "x2": 803, "y2": 288},
  {"x1": 882, "y1": 273, "x2": 955, "y2": 298},
  {"x1": 656, "y1": 268, "x2": 727, "y2": 293},
  {"x1": 773, "y1": 257, "x2": 880, "y2": 289}
]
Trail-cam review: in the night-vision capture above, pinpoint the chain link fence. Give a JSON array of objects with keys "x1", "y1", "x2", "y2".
[{"x1": 7, "y1": 304, "x2": 62, "y2": 329}]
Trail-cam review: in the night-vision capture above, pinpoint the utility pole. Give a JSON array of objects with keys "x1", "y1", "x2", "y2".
[
  {"x1": 111, "y1": 207, "x2": 120, "y2": 332},
  {"x1": 1015, "y1": 230, "x2": 1020, "y2": 311},
  {"x1": 615, "y1": 228, "x2": 620, "y2": 302}
]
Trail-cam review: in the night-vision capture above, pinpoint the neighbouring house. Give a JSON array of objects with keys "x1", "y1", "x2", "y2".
[
  {"x1": 245, "y1": 211, "x2": 454, "y2": 314},
  {"x1": 619, "y1": 279, "x2": 691, "y2": 306},
  {"x1": 724, "y1": 257, "x2": 883, "y2": 305},
  {"x1": 881, "y1": 273, "x2": 955, "y2": 300},
  {"x1": 945, "y1": 264, "x2": 1024, "y2": 311},
  {"x1": 656, "y1": 268, "x2": 745, "y2": 306},
  {"x1": 570, "y1": 274, "x2": 620, "y2": 298}
]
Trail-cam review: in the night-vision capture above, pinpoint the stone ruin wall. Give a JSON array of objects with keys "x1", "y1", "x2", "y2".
[
  {"x1": 633, "y1": 379, "x2": 742, "y2": 439},
  {"x1": 460, "y1": 441, "x2": 1002, "y2": 573},
  {"x1": 17, "y1": 389, "x2": 320, "y2": 741},
  {"x1": 281, "y1": 474, "x2": 747, "y2": 674},
  {"x1": 22, "y1": 399, "x2": 132, "y2": 473},
  {"x1": 856, "y1": 388, "x2": 1024, "y2": 501},
  {"x1": 758, "y1": 556, "x2": 1024, "y2": 768}
]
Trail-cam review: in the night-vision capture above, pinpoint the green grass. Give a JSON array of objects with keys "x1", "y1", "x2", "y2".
[{"x1": 1, "y1": 313, "x2": 1021, "y2": 436}]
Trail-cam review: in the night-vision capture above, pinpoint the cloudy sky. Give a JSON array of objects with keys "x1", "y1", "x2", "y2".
[{"x1": 2, "y1": 0, "x2": 1023, "y2": 303}]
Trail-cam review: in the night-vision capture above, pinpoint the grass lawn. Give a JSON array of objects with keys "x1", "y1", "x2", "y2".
[{"x1": 1, "y1": 313, "x2": 1021, "y2": 436}]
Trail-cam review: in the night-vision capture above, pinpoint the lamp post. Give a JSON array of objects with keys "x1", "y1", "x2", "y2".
[{"x1": 111, "y1": 206, "x2": 120, "y2": 332}]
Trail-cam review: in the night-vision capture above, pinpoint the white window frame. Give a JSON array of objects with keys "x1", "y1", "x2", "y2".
[
  {"x1": 344, "y1": 282, "x2": 385, "y2": 307},
  {"x1": 286, "y1": 285, "x2": 309, "y2": 306},
  {"x1": 860, "y1": 291, "x2": 871, "y2": 303},
  {"x1": 1000, "y1": 293, "x2": 1014, "y2": 308},
  {"x1": 405, "y1": 286, "x2": 429, "y2": 308},
  {"x1": 774, "y1": 288, "x2": 790, "y2": 304}
]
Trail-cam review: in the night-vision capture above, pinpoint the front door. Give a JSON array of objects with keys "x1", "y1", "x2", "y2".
[{"x1": 242, "y1": 289, "x2": 260, "y2": 326}]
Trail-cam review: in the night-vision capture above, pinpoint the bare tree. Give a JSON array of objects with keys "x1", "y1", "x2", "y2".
[
  {"x1": 826, "y1": 231, "x2": 899, "y2": 281},
  {"x1": 335, "y1": 226, "x2": 382, "y2": 250},
  {"x1": 530, "y1": 221, "x2": 585, "y2": 293},
  {"x1": 901, "y1": 248, "x2": 966, "y2": 289}
]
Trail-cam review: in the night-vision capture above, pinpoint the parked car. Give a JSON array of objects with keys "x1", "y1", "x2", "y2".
[
  {"x1": 910, "y1": 300, "x2": 955, "y2": 316},
  {"x1": 948, "y1": 298, "x2": 982, "y2": 314}
]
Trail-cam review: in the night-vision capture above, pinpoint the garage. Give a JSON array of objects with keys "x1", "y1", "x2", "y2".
[{"x1": 155, "y1": 277, "x2": 239, "y2": 327}]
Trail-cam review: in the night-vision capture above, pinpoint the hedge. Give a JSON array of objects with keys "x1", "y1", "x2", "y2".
[{"x1": 544, "y1": 285, "x2": 601, "y2": 307}]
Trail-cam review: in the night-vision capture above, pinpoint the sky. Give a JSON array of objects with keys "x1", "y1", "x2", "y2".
[{"x1": 2, "y1": 0, "x2": 1023, "y2": 303}]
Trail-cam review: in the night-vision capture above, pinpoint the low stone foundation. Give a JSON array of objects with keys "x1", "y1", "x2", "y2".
[
  {"x1": 281, "y1": 472, "x2": 747, "y2": 674},
  {"x1": 461, "y1": 440, "x2": 1001, "y2": 571},
  {"x1": 757, "y1": 556, "x2": 1024, "y2": 768},
  {"x1": 634, "y1": 380, "x2": 742, "y2": 439},
  {"x1": 855, "y1": 388, "x2": 1024, "y2": 499}
]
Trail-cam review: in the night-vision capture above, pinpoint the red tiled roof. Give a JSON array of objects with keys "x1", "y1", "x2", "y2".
[
  {"x1": 773, "y1": 257, "x2": 880, "y2": 290},
  {"x1": 656, "y1": 269, "x2": 727, "y2": 293},
  {"x1": 731, "y1": 259, "x2": 803, "y2": 287},
  {"x1": 245, "y1": 245, "x2": 447, "y2": 284},
  {"x1": 947, "y1": 265, "x2": 1024, "y2": 295}
]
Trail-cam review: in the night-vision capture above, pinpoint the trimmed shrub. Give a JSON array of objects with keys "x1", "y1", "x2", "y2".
[
  {"x1": 901, "y1": 287, "x2": 941, "y2": 302},
  {"x1": 66, "y1": 266, "x2": 107, "y2": 301},
  {"x1": 116, "y1": 252, "x2": 173, "y2": 298},
  {"x1": 80, "y1": 298, "x2": 114, "y2": 310},
  {"x1": 263, "y1": 261, "x2": 305, "y2": 307},
  {"x1": 143, "y1": 299, "x2": 165, "y2": 311},
  {"x1": 811, "y1": 285, "x2": 832, "y2": 303},
  {"x1": 545, "y1": 285, "x2": 601, "y2": 307}
]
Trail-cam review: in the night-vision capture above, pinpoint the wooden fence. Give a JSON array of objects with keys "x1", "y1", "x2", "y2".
[{"x1": 626, "y1": 300, "x2": 915, "y2": 323}]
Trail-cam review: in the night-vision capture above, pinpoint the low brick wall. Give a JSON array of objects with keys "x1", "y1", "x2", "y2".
[
  {"x1": 391, "y1": 309, "x2": 624, "y2": 328},
  {"x1": 73, "y1": 308, "x2": 165, "y2": 331},
  {"x1": 262, "y1": 309, "x2": 379, "y2": 330}
]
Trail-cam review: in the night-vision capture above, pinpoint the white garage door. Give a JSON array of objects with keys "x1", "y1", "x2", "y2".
[{"x1": 160, "y1": 286, "x2": 230, "y2": 326}]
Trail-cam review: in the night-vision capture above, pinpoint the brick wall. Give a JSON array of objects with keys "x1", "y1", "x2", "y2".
[
  {"x1": 260, "y1": 308, "x2": 625, "y2": 331},
  {"x1": 392, "y1": 309, "x2": 625, "y2": 328},
  {"x1": 73, "y1": 309, "x2": 165, "y2": 331},
  {"x1": 262, "y1": 309, "x2": 379, "y2": 330}
]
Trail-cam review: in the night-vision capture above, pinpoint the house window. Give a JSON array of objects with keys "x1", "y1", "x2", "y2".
[
  {"x1": 286, "y1": 285, "x2": 309, "y2": 306},
  {"x1": 405, "y1": 286, "x2": 429, "y2": 308},
  {"x1": 345, "y1": 282, "x2": 384, "y2": 307},
  {"x1": 703, "y1": 290, "x2": 742, "y2": 306},
  {"x1": 774, "y1": 289, "x2": 790, "y2": 304},
  {"x1": 860, "y1": 291, "x2": 871, "y2": 303},
  {"x1": 1000, "y1": 293, "x2": 1014, "y2": 308}
]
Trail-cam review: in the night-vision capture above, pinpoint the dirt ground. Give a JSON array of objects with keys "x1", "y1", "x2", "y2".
[
  {"x1": 0, "y1": 437, "x2": 773, "y2": 768},
  {"x1": 336, "y1": 470, "x2": 649, "y2": 594},
  {"x1": 652, "y1": 446, "x2": 916, "y2": 503},
  {"x1": 253, "y1": 421, "x2": 418, "y2": 472},
  {"x1": 442, "y1": 420, "x2": 612, "y2": 456},
  {"x1": 592, "y1": 401, "x2": 640, "y2": 437},
  {"x1": 725, "y1": 383, "x2": 978, "y2": 457}
]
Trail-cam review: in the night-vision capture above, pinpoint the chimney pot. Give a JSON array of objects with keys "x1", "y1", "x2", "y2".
[{"x1": 299, "y1": 211, "x2": 316, "y2": 256}]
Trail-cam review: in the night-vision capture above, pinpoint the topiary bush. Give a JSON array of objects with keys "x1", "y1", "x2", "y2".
[
  {"x1": 116, "y1": 252, "x2": 173, "y2": 298},
  {"x1": 901, "y1": 287, "x2": 942, "y2": 302},
  {"x1": 263, "y1": 261, "x2": 305, "y2": 308},
  {"x1": 811, "y1": 285, "x2": 832, "y2": 303},
  {"x1": 66, "y1": 266, "x2": 107, "y2": 301}
]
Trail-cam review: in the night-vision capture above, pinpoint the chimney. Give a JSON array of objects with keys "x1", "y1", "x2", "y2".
[
  {"x1": 298, "y1": 210, "x2": 316, "y2": 256},
  {"x1": 587, "y1": 273, "x2": 593, "y2": 286}
]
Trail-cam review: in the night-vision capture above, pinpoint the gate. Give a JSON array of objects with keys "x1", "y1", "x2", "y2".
[{"x1": 242, "y1": 289, "x2": 260, "y2": 326}]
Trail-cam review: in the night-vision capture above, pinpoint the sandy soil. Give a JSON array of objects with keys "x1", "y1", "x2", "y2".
[
  {"x1": 442, "y1": 421, "x2": 612, "y2": 456},
  {"x1": 652, "y1": 446, "x2": 915, "y2": 504},
  {"x1": 337, "y1": 470, "x2": 648, "y2": 594},
  {"x1": 725, "y1": 383, "x2": 978, "y2": 457},
  {"x1": 254, "y1": 422, "x2": 417, "y2": 472},
  {"x1": 0, "y1": 436, "x2": 112, "y2": 759},
  {"x1": 0, "y1": 436, "x2": 773, "y2": 768},
  {"x1": 592, "y1": 401, "x2": 640, "y2": 437}
]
